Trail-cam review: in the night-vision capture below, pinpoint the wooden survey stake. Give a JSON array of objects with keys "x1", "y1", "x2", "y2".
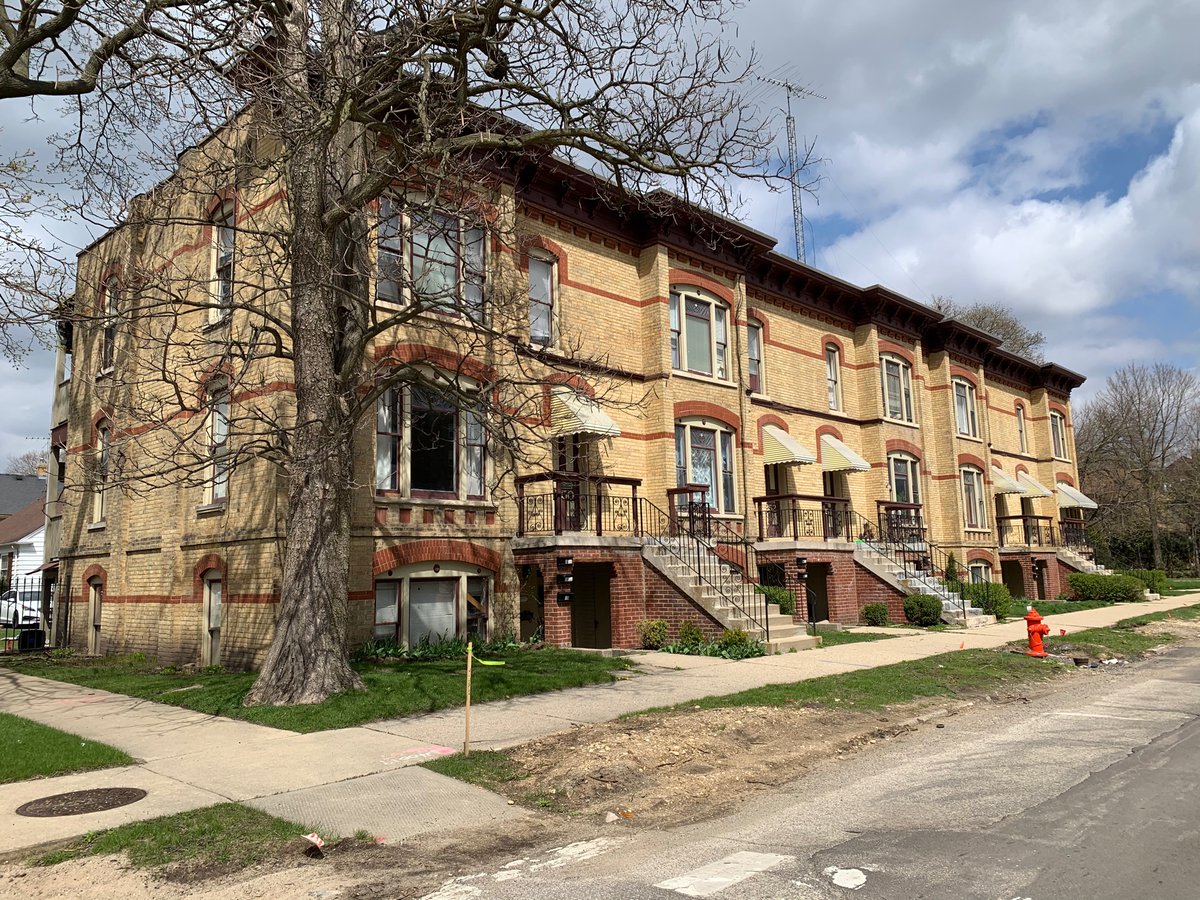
[{"x1": 464, "y1": 641, "x2": 473, "y2": 757}]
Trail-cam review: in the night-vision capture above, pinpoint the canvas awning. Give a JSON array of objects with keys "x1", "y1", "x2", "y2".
[
  {"x1": 820, "y1": 434, "x2": 872, "y2": 473},
  {"x1": 761, "y1": 425, "x2": 817, "y2": 466},
  {"x1": 548, "y1": 387, "x2": 621, "y2": 438},
  {"x1": 990, "y1": 465, "x2": 1026, "y2": 494},
  {"x1": 1017, "y1": 472, "x2": 1054, "y2": 498},
  {"x1": 1057, "y1": 482, "x2": 1099, "y2": 510}
]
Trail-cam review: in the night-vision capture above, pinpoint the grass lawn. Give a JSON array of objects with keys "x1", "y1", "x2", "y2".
[
  {"x1": 1043, "y1": 625, "x2": 1175, "y2": 659},
  {"x1": 1164, "y1": 579, "x2": 1200, "y2": 597},
  {"x1": 37, "y1": 803, "x2": 315, "y2": 871},
  {"x1": 1014, "y1": 599, "x2": 1116, "y2": 617},
  {"x1": 0, "y1": 648, "x2": 632, "y2": 733},
  {"x1": 1115, "y1": 603, "x2": 1200, "y2": 628},
  {"x1": 814, "y1": 630, "x2": 899, "y2": 647},
  {"x1": 0, "y1": 712, "x2": 133, "y2": 784}
]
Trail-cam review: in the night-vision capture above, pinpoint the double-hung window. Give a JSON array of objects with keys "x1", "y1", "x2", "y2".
[
  {"x1": 377, "y1": 200, "x2": 485, "y2": 322},
  {"x1": 674, "y1": 421, "x2": 736, "y2": 514},
  {"x1": 880, "y1": 354, "x2": 915, "y2": 423},
  {"x1": 888, "y1": 453, "x2": 921, "y2": 505},
  {"x1": 826, "y1": 344, "x2": 842, "y2": 410},
  {"x1": 99, "y1": 277, "x2": 118, "y2": 372},
  {"x1": 1050, "y1": 411, "x2": 1069, "y2": 459},
  {"x1": 953, "y1": 378, "x2": 979, "y2": 437},
  {"x1": 208, "y1": 388, "x2": 230, "y2": 503},
  {"x1": 747, "y1": 321, "x2": 763, "y2": 393},
  {"x1": 1016, "y1": 404, "x2": 1028, "y2": 453},
  {"x1": 968, "y1": 562, "x2": 992, "y2": 583},
  {"x1": 92, "y1": 422, "x2": 111, "y2": 524},
  {"x1": 211, "y1": 201, "x2": 235, "y2": 323},
  {"x1": 669, "y1": 290, "x2": 728, "y2": 379},
  {"x1": 961, "y1": 466, "x2": 988, "y2": 530},
  {"x1": 375, "y1": 383, "x2": 486, "y2": 500},
  {"x1": 528, "y1": 254, "x2": 555, "y2": 345}
]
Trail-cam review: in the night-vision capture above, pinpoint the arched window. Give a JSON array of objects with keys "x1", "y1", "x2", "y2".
[
  {"x1": 1016, "y1": 404, "x2": 1028, "y2": 454},
  {"x1": 960, "y1": 465, "x2": 988, "y2": 530},
  {"x1": 880, "y1": 354, "x2": 915, "y2": 423},
  {"x1": 825, "y1": 344, "x2": 842, "y2": 411},
  {"x1": 669, "y1": 289, "x2": 729, "y2": 379},
  {"x1": 675, "y1": 419, "x2": 736, "y2": 514},
  {"x1": 92, "y1": 421, "x2": 111, "y2": 524},
  {"x1": 953, "y1": 378, "x2": 979, "y2": 437},
  {"x1": 211, "y1": 200, "x2": 235, "y2": 323},
  {"x1": 968, "y1": 561, "x2": 992, "y2": 584}
]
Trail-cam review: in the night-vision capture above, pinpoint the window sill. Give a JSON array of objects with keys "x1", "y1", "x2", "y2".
[
  {"x1": 956, "y1": 433, "x2": 984, "y2": 444},
  {"x1": 375, "y1": 495, "x2": 496, "y2": 510},
  {"x1": 1052, "y1": 456, "x2": 1072, "y2": 464},
  {"x1": 964, "y1": 528, "x2": 992, "y2": 535},
  {"x1": 87, "y1": 521, "x2": 106, "y2": 532},
  {"x1": 196, "y1": 502, "x2": 226, "y2": 517},
  {"x1": 96, "y1": 367, "x2": 114, "y2": 381},
  {"x1": 881, "y1": 417, "x2": 919, "y2": 429},
  {"x1": 671, "y1": 370, "x2": 736, "y2": 389},
  {"x1": 203, "y1": 315, "x2": 230, "y2": 332}
]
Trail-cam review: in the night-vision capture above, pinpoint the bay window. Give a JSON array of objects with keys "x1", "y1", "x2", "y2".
[
  {"x1": 953, "y1": 378, "x2": 979, "y2": 437},
  {"x1": 675, "y1": 421, "x2": 736, "y2": 514},
  {"x1": 669, "y1": 289, "x2": 729, "y2": 379},
  {"x1": 881, "y1": 354, "x2": 915, "y2": 423},
  {"x1": 961, "y1": 466, "x2": 988, "y2": 530},
  {"x1": 375, "y1": 383, "x2": 486, "y2": 500}
]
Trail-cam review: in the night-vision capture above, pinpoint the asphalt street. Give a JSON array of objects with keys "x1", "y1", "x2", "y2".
[{"x1": 416, "y1": 645, "x2": 1200, "y2": 900}]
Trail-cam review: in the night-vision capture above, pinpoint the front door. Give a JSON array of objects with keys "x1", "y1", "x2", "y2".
[
  {"x1": 570, "y1": 563, "x2": 612, "y2": 649},
  {"x1": 806, "y1": 563, "x2": 831, "y2": 622},
  {"x1": 87, "y1": 580, "x2": 102, "y2": 655},
  {"x1": 201, "y1": 576, "x2": 222, "y2": 667}
]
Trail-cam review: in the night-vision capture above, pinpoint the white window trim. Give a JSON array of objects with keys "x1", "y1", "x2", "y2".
[
  {"x1": 825, "y1": 344, "x2": 842, "y2": 411},
  {"x1": 1016, "y1": 404, "x2": 1028, "y2": 454},
  {"x1": 99, "y1": 277, "x2": 119, "y2": 374},
  {"x1": 92, "y1": 423, "x2": 111, "y2": 525},
  {"x1": 670, "y1": 288, "x2": 730, "y2": 381},
  {"x1": 880, "y1": 354, "x2": 916, "y2": 424},
  {"x1": 968, "y1": 561, "x2": 992, "y2": 584},
  {"x1": 674, "y1": 418, "x2": 738, "y2": 515},
  {"x1": 374, "y1": 563, "x2": 493, "y2": 646},
  {"x1": 1050, "y1": 411, "x2": 1070, "y2": 461},
  {"x1": 375, "y1": 197, "x2": 486, "y2": 323},
  {"x1": 210, "y1": 200, "x2": 235, "y2": 325},
  {"x1": 206, "y1": 386, "x2": 230, "y2": 505},
  {"x1": 960, "y1": 465, "x2": 989, "y2": 531},
  {"x1": 747, "y1": 320, "x2": 764, "y2": 394},
  {"x1": 887, "y1": 452, "x2": 921, "y2": 505},
  {"x1": 375, "y1": 382, "x2": 487, "y2": 501},
  {"x1": 953, "y1": 378, "x2": 979, "y2": 438},
  {"x1": 528, "y1": 252, "x2": 557, "y2": 347}
]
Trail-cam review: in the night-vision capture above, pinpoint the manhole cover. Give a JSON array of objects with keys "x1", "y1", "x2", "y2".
[{"x1": 16, "y1": 787, "x2": 148, "y2": 817}]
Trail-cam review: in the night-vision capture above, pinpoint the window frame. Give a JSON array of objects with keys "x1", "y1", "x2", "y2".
[
  {"x1": 953, "y1": 378, "x2": 979, "y2": 438},
  {"x1": 669, "y1": 289, "x2": 731, "y2": 380},
  {"x1": 1016, "y1": 404, "x2": 1028, "y2": 454},
  {"x1": 674, "y1": 419, "x2": 737, "y2": 514},
  {"x1": 92, "y1": 422, "x2": 111, "y2": 524},
  {"x1": 1050, "y1": 411, "x2": 1069, "y2": 460},
  {"x1": 747, "y1": 320, "x2": 764, "y2": 393},
  {"x1": 960, "y1": 465, "x2": 989, "y2": 530},
  {"x1": 968, "y1": 561, "x2": 992, "y2": 584},
  {"x1": 376, "y1": 198, "x2": 486, "y2": 323},
  {"x1": 887, "y1": 452, "x2": 921, "y2": 505},
  {"x1": 880, "y1": 354, "x2": 916, "y2": 423},
  {"x1": 527, "y1": 252, "x2": 557, "y2": 346},
  {"x1": 211, "y1": 200, "x2": 236, "y2": 324},
  {"x1": 825, "y1": 344, "x2": 842, "y2": 411},
  {"x1": 99, "y1": 277, "x2": 118, "y2": 373},
  {"x1": 207, "y1": 386, "x2": 230, "y2": 505}
]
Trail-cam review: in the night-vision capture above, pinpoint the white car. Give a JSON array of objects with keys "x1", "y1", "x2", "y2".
[{"x1": 0, "y1": 590, "x2": 41, "y2": 627}]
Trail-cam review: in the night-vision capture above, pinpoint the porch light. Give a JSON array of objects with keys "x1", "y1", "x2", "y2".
[{"x1": 558, "y1": 592, "x2": 574, "y2": 603}]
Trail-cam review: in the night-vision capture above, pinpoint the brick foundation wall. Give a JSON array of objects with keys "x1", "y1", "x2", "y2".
[{"x1": 757, "y1": 548, "x2": 907, "y2": 625}]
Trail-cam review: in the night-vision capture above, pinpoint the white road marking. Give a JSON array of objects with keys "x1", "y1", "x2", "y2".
[{"x1": 655, "y1": 851, "x2": 793, "y2": 897}]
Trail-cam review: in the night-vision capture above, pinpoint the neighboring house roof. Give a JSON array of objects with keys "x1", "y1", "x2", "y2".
[
  {"x1": 0, "y1": 475, "x2": 47, "y2": 518},
  {"x1": 0, "y1": 497, "x2": 45, "y2": 545}
]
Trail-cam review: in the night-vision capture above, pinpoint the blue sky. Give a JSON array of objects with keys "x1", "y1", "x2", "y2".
[{"x1": 0, "y1": 0, "x2": 1197, "y2": 466}]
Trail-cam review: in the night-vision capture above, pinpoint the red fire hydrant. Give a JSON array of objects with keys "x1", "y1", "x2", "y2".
[{"x1": 1025, "y1": 607, "x2": 1050, "y2": 658}]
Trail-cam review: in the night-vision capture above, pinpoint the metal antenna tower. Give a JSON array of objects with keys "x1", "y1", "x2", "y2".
[{"x1": 757, "y1": 76, "x2": 822, "y2": 264}]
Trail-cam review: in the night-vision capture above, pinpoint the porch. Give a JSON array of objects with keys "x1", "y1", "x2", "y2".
[{"x1": 998, "y1": 515, "x2": 1092, "y2": 553}]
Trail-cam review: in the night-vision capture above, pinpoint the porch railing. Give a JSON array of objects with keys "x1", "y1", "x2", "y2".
[
  {"x1": 753, "y1": 494, "x2": 853, "y2": 542},
  {"x1": 515, "y1": 472, "x2": 641, "y2": 537},
  {"x1": 998, "y1": 515, "x2": 1057, "y2": 549},
  {"x1": 853, "y1": 509, "x2": 967, "y2": 621},
  {"x1": 877, "y1": 501, "x2": 927, "y2": 544}
]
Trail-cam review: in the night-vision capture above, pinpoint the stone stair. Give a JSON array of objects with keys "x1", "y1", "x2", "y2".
[
  {"x1": 854, "y1": 543, "x2": 996, "y2": 628},
  {"x1": 642, "y1": 540, "x2": 819, "y2": 653},
  {"x1": 1056, "y1": 546, "x2": 1110, "y2": 575}
]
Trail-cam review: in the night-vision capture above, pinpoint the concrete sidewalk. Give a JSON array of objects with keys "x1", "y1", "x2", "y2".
[{"x1": 2, "y1": 592, "x2": 1197, "y2": 858}]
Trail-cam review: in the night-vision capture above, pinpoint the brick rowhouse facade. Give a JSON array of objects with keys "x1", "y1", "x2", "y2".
[{"x1": 43, "y1": 112, "x2": 1097, "y2": 666}]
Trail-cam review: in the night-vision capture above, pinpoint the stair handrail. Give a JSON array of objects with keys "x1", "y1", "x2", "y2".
[{"x1": 637, "y1": 495, "x2": 768, "y2": 642}]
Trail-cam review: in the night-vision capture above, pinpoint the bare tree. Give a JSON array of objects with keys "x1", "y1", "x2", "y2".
[
  {"x1": 4, "y1": 447, "x2": 45, "y2": 475},
  {"x1": 47, "y1": 0, "x2": 779, "y2": 705},
  {"x1": 932, "y1": 296, "x2": 1046, "y2": 362}
]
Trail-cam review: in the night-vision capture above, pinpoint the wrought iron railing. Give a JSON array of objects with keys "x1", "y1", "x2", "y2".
[
  {"x1": 998, "y1": 515, "x2": 1057, "y2": 549},
  {"x1": 1059, "y1": 519, "x2": 1092, "y2": 552},
  {"x1": 877, "y1": 502, "x2": 927, "y2": 544},
  {"x1": 753, "y1": 494, "x2": 853, "y2": 542},
  {"x1": 515, "y1": 473, "x2": 641, "y2": 537},
  {"x1": 851, "y1": 509, "x2": 967, "y2": 621}
]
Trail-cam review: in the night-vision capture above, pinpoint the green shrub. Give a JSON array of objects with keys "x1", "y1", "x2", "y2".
[
  {"x1": 1117, "y1": 569, "x2": 1168, "y2": 594},
  {"x1": 756, "y1": 585, "x2": 796, "y2": 616},
  {"x1": 960, "y1": 582, "x2": 1013, "y2": 620},
  {"x1": 637, "y1": 619, "x2": 670, "y2": 650},
  {"x1": 1068, "y1": 572, "x2": 1146, "y2": 604},
  {"x1": 862, "y1": 603, "x2": 890, "y2": 626},
  {"x1": 1054, "y1": 592, "x2": 1073, "y2": 604},
  {"x1": 715, "y1": 628, "x2": 767, "y2": 659},
  {"x1": 677, "y1": 621, "x2": 705, "y2": 649},
  {"x1": 903, "y1": 594, "x2": 944, "y2": 627},
  {"x1": 943, "y1": 554, "x2": 962, "y2": 592}
]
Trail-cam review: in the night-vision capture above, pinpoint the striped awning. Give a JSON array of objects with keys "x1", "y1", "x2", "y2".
[
  {"x1": 761, "y1": 425, "x2": 817, "y2": 466},
  {"x1": 1017, "y1": 472, "x2": 1054, "y2": 498},
  {"x1": 990, "y1": 465, "x2": 1025, "y2": 495},
  {"x1": 1057, "y1": 482, "x2": 1099, "y2": 510},
  {"x1": 820, "y1": 434, "x2": 872, "y2": 473},
  {"x1": 548, "y1": 387, "x2": 621, "y2": 438}
]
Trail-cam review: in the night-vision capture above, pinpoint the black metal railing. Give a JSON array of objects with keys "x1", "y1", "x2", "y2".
[
  {"x1": 998, "y1": 515, "x2": 1057, "y2": 549},
  {"x1": 753, "y1": 494, "x2": 854, "y2": 542},
  {"x1": 852, "y1": 509, "x2": 966, "y2": 621},
  {"x1": 515, "y1": 473, "x2": 641, "y2": 537},
  {"x1": 1059, "y1": 519, "x2": 1092, "y2": 552}
]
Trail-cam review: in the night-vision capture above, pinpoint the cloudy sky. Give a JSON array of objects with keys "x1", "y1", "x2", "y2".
[{"x1": 1, "y1": 0, "x2": 1197, "y2": 467}]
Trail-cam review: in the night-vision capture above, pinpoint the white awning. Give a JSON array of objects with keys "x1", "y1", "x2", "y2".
[
  {"x1": 761, "y1": 425, "x2": 817, "y2": 466},
  {"x1": 990, "y1": 465, "x2": 1026, "y2": 495},
  {"x1": 1057, "y1": 482, "x2": 1099, "y2": 510},
  {"x1": 548, "y1": 387, "x2": 621, "y2": 438},
  {"x1": 1017, "y1": 472, "x2": 1054, "y2": 498},
  {"x1": 820, "y1": 434, "x2": 872, "y2": 473}
]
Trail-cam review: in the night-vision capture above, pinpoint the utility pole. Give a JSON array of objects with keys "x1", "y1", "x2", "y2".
[{"x1": 758, "y1": 76, "x2": 822, "y2": 264}]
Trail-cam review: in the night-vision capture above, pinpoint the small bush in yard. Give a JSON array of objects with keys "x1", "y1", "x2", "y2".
[
  {"x1": 677, "y1": 621, "x2": 705, "y2": 649},
  {"x1": 904, "y1": 594, "x2": 944, "y2": 627},
  {"x1": 715, "y1": 628, "x2": 766, "y2": 659},
  {"x1": 862, "y1": 603, "x2": 890, "y2": 626},
  {"x1": 961, "y1": 582, "x2": 1013, "y2": 620},
  {"x1": 1117, "y1": 569, "x2": 1168, "y2": 594},
  {"x1": 756, "y1": 584, "x2": 796, "y2": 615},
  {"x1": 1068, "y1": 573, "x2": 1146, "y2": 604},
  {"x1": 637, "y1": 619, "x2": 669, "y2": 650}
]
